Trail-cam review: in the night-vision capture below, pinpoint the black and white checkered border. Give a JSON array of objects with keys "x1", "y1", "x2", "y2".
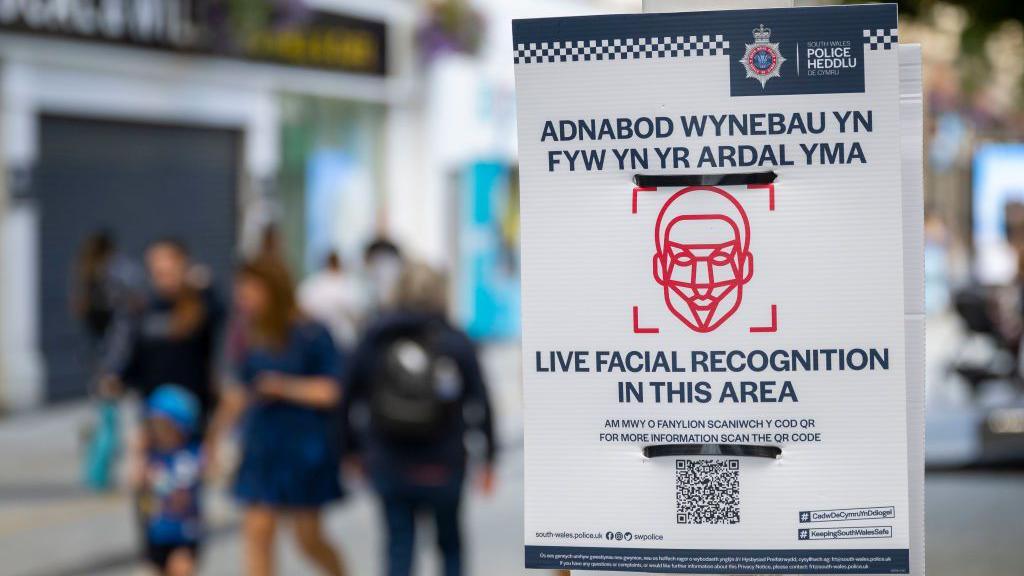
[
  {"x1": 514, "y1": 35, "x2": 729, "y2": 64},
  {"x1": 863, "y1": 28, "x2": 898, "y2": 50}
]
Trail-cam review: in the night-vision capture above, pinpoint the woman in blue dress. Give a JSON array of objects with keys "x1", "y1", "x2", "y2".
[{"x1": 208, "y1": 259, "x2": 347, "y2": 576}]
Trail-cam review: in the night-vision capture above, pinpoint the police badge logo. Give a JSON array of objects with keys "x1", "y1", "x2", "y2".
[{"x1": 741, "y1": 24, "x2": 785, "y2": 88}]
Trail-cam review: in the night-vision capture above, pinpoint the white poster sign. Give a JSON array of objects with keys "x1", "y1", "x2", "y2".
[{"x1": 514, "y1": 4, "x2": 913, "y2": 574}]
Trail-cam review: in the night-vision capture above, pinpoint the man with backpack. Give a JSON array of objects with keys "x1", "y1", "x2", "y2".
[{"x1": 344, "y1": 262, "x2": 497, "y2": 576}]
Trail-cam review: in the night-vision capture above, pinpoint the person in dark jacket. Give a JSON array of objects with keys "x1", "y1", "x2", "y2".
[
  {"x1": 102, "y1": 238, "x2": 224, "y2": 423},
  {"x1": 344, "y1": 262, "x2": 496, "y2": 576}
]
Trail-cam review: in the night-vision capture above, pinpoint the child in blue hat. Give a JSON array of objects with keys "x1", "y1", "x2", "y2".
[{"x1": 137, "y1": 384, "x2": 203, "y2": 576}]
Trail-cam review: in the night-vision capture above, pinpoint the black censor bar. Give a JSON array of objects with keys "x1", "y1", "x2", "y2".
[
  {"x1": 643, "y1": 443, "x2": 783, "y2": 459},
  {"x1": 633, "y1": 171, "x2": 777, "y2": 188}
]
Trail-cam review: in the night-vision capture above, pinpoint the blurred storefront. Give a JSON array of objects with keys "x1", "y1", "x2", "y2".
[
  {"x1": 0, "y1": 0, "x2": 638, "y2": 410},
  {"x1": 0, "y1": 0, "x2": 418, "y2": 409}
]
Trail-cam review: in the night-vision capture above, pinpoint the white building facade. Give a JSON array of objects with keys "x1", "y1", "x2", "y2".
[{"x1": 0, "y1": 0, "x2": 419, "y2": 409}]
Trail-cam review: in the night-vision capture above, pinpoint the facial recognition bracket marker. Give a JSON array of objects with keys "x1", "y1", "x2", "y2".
[
  {"x1": 747, "y1": 182, "x2": 776, "y2": 211},
  {"x1": 632, "y1": 186, "x2": 658, "y2": 214},
  {"x1": 632, "y1": 305, "x2": 660, "y2": 334},
  {"x1": 749, "y1": 304, "x2": 778, "y2": 333}
]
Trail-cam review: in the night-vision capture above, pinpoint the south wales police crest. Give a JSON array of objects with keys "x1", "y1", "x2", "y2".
[{"x1": 741, "y1": 24, "x2": 785, "y2": 88}]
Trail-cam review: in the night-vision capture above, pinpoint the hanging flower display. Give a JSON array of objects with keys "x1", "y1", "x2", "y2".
[{"x1": 418, "y1": 0, "x2": 485, "y2": 61}]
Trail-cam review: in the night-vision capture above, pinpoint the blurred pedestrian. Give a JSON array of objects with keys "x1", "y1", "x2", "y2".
[
  {"x1": 257, "y1": 223, "x2": 289, "y2": 270},
  {"x1": 207, "y1": 259, "x2": 347, "y2": 576},
  {"x1": 71, "y1": 229, "x2": 142, "y2": 360},
  {"x1": 136, "y1": 385, "x2": 204, "y2": 576},
  {"x1": 345, "y1": 262, "x2": 497, "y2": 576},
  {"x1": 298, "y1": 250, "x2": 360, "y2": 353},
  {"x1": 74, "y1": 230, "x2": 143, "y2": 491},
  {"x1": 361, "y1": 237, "x2": 404, "y2": 319},
  {"x1": 102, "y1": 239, "x2": 224, "y2": 424}
]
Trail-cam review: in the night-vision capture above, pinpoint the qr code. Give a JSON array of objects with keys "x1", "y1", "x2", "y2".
[{"x1": 676, "y1": 459, "x2": 740, "y2": 524}]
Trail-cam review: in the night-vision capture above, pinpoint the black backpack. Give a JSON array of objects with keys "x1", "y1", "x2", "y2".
[{"x1": 370, "y1": 328, "x2": 457, "y2": 442}]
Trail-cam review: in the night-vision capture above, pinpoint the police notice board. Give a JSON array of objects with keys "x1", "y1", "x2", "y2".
[{"x1": 513, "y1": 4, "x2": 919, "y2": 574}]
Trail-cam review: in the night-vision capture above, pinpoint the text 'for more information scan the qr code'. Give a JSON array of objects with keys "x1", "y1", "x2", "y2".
[{"x1": 676, "y1": 459, "x2": 740, "y2": 525}]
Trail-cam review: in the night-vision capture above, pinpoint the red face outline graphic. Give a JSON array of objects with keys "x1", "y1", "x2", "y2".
[{"x1": 653, "y1": 186, "x2": 754, "y2": 333}]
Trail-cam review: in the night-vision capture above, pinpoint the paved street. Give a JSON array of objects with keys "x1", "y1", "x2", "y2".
[
  {"x1": 1, "y1": 340, "x2": 1023, "y2": 576},
  {"x1": 0, "y1": 344, "x2": 528, "y2": 576},
  {"x1": 0, "y1": 400, "x2": 526, "y2": 576}
]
